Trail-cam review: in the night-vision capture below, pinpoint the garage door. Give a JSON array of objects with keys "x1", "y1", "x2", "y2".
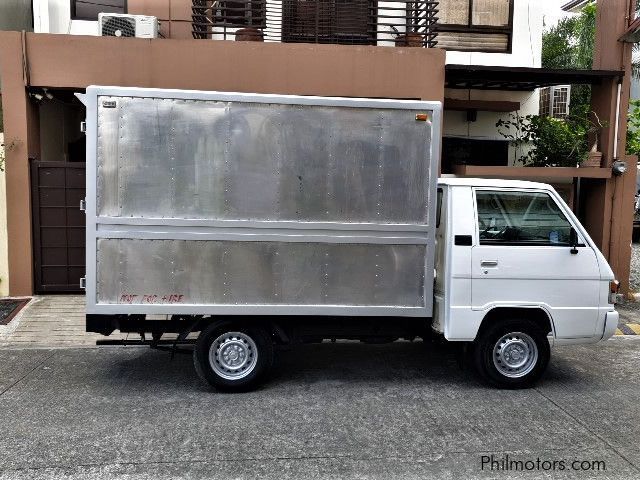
[{"x1": 31, "y1": 161, "x2": 85, "y2": 293}]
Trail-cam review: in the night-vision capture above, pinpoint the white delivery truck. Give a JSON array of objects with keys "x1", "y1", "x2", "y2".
[{"x1": 78, "y1": 86, "x2": 621, "y2": 391}]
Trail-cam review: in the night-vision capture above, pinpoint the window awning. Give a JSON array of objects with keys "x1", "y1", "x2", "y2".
[{"x1": 445, "y1": 65, "x2": 624, "y2": 91}]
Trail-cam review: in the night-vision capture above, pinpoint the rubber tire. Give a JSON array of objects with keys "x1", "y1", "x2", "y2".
[
  {"x1": 193, "y1": 321, "x2": 274, "y2": 392},
  {"x1": 472, "y1": 318, "x2": 550, "y2": 389}
]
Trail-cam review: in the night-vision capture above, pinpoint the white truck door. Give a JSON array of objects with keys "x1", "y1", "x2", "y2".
[{"x1": 471, "y1": 188, "x2": 601, "y2": 339}]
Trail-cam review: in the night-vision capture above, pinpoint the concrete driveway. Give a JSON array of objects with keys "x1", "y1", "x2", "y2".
[{"x1": 0, "y1": 338, "x2": 639, "y2": 479}]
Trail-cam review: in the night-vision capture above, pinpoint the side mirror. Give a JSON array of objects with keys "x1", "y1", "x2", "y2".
[{"x1": 570, "y1": 228, "x2": 579, "y2": 255}]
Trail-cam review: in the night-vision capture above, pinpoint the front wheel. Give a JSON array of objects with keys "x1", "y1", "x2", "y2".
[
  {"x1": 472, "y1": 319, "x2": 550, "y2": 389},
  {"x1": 194, "y1": 321, "x2": 274, "y2": 392}
]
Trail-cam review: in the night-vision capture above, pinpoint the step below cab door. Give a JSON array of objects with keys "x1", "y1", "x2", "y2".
[{"x1": 471, "y1": 188, "x2": 601, "y2": 339}]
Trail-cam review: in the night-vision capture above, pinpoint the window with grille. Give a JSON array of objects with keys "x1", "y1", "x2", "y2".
[
  {"x1": 212, "y1": 1, "x2": 266, "y2": 28},
  {"x1": 436, "y1": 0, "x2": 513, "y2": 53},
  {"x1": 552, "y1": 87, "x2": 570, "y2": 117},
  {"x1": 192, "y1": 0, "x2": 438, "y2": 46},
  {"x1": 282, "y1": 0, "x2": 376, "y2": 45},
  {"x1": 539, "y1": 87, "x2": 551, "y2": 117},
  {"x1": 539, "y1": 86, "x2": 571, "y2": 118}
]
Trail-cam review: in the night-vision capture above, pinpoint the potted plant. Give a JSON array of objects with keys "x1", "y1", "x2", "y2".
[
  {"x1": 235, "y1": 27, "x2": 264, "y2": 42},
  {"x1": 391, "y1": 26, "x2": 423, "y2": 47}
]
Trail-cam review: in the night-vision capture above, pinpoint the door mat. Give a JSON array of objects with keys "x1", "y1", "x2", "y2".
[{"x1": 0, "y1": 298, "x2": 30, "y2": 326}]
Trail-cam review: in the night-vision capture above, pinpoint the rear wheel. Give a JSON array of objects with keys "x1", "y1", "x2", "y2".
[
  {"x1": 194, "y1": 321, "x2": 273, "y2": 392},
  {"x1": 472, "y1": 319, "x2": 550, "y2": 389}
]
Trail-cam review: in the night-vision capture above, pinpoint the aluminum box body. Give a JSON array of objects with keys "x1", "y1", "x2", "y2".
[{"x1": 83, "y1": 86, "x2": 441, "y2": 316}]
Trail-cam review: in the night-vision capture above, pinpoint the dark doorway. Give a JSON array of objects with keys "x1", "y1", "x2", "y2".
[
  {"x1": 441, "y1": 137, "x2": 509, "y2": 174},
  {"x1": 30, "y1": 161, "x2": 86, "y2": 293}
]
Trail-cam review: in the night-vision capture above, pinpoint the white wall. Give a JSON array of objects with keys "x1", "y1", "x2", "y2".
[{"x1": 32, "y1": 0, "x2": 98, "y2": 35}]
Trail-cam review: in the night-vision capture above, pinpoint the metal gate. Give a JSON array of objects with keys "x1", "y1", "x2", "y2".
[{"x1": 30, "y1": 161, "x2": 86, "y2": 293}]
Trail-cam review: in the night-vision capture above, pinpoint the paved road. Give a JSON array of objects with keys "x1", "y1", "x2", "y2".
[{"x1": 0, "y1": 338, "x2": 639, "y2": 479}]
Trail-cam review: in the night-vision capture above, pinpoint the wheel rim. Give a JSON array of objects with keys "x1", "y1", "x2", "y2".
[
  {"x1": 209, "y1": 331, "x2": 258, "y2": 381},
  {"x1": 492, "y1": 331, "x2": 538, "y2": 378}
]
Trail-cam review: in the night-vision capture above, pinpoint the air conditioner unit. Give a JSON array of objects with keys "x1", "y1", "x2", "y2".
[{"x1": 98, "y1": 13, "x2": 158, "y2": 38}]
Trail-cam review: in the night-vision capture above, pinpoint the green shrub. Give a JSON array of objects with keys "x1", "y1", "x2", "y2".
[
  {"x1": 627, "y1": 99, "x2": 640, "y2": 158},
  {"x1": 496, "y1": 114, "x2": 591, "y2": 167}
]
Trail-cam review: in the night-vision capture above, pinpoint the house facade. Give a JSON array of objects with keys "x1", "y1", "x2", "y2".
[
  {"x1": 0, "y1": 0, "x2": 636, "y2": 296},
  {"x1": 30, "y1": 1, "x2": 543, "y2": 171}
]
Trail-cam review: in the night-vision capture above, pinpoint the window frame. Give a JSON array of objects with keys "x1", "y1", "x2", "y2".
[
  {"x1": 472, "y1": 187, "x2": 583, "y2": 248},
  {"x1": 70, "y1": 0, "x2": 127, "y2": 21},
  {"x1": 436, "y1": 0, "x2": 514, "y2": 54}
]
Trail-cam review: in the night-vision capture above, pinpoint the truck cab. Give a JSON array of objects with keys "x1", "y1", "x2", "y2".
[{"x1": 434, "y1": 178, "x2": 620, "y2": 387}]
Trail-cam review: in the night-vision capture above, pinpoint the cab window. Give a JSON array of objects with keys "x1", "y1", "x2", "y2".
[{"x1": 476, "y1": 190, "x2": 572, "y2": 246}]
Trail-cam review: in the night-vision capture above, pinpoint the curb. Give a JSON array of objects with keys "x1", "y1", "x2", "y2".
[{"x1": 616, "y1": 323, "x2": 640, "y2": 335}]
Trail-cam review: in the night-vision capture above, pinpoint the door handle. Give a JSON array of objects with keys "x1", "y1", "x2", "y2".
[{"x1": 480, "y1": 260, "x2": 498, "y2": 267}]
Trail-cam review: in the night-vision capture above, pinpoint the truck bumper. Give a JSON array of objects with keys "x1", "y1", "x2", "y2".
[{"x1": 602, "y1": 310, "x2": 619, "y2": 341}]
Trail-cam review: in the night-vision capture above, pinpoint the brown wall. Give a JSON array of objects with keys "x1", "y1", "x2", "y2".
[
  {"x1": 0, "y1": 32, "x2": 35, "y2": 296},
  {"x1": 0, "y1": 31, "x2": 445, "y2": 295},
  {"x1": 610, "y1": 155, "x2": 638, "y2": 293},
  {"x1": 22, "y1": 34, "x2": 445, "y2": 100}
]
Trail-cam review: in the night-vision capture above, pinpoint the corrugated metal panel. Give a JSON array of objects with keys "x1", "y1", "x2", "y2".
[
  {"x1": 86, "y1": 87, "x2": 440, "y2": 315},
  {"x1": 96, "y1": 96, "x2": 433, "y2": 225},
  {"x1": 96, "y1": 238, "x2": 426, "y2": 307}
]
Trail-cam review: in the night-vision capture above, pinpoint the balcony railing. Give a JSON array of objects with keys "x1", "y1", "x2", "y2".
[{"x1": 192, "y1": 1, "x2": 439, "y2": 47}]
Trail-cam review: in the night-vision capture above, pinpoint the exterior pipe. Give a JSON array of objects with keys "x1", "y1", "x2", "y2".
[
  {"x1": 607, "y1": 79, "x2": 624, "y2": 262},
  {"x1": 613, "y1": 80, "x2": 622, "y2": 161}
]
